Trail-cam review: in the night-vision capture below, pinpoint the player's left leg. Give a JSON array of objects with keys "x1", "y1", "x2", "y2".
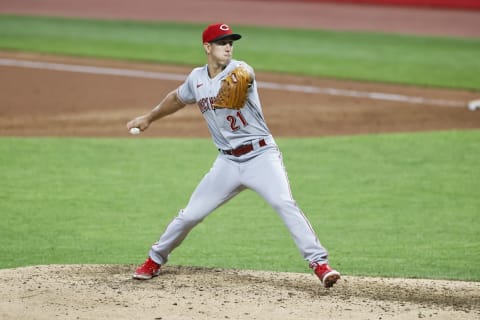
[{"x1": 242, "y1": 149, "x2": 340, "y2": 287}]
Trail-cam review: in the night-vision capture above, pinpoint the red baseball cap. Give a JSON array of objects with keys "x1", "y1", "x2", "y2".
[{"x1": 202, "y1": 23, "x2": 242, "y2": 43}]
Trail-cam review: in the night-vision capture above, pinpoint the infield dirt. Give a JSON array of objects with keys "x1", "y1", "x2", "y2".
[
  {"x1": 1, "y1": 265, "x2": 479, "y2": 320},
  {"x1": 1, "y1": 1, "x2": 479, "y2": 319}
]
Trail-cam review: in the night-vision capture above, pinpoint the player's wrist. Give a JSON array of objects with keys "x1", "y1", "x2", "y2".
[{"x1": 144, "y1": 112, "x2": 156, "y2": 123}]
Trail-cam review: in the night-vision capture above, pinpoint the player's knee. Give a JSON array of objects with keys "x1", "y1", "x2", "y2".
[
  {"x1": 178, "y1": 209, "x2": 205, "y2": 227},
  {"x1": 269, "y1": 197, "x2": 296, "y2": 213}
]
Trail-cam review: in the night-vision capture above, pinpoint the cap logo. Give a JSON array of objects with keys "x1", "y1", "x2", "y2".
[{"x1": 219, "y1": 24, "x2": 230, "y2": 31}]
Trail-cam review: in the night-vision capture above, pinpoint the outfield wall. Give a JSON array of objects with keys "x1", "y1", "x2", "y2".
[{"x1": 279, "y1": 0, "x2": 480, "y2": 10}]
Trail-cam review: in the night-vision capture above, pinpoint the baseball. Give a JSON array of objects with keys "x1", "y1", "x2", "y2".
[
  {"x1": 129, "y1": 127, "x2": 141, "y2": 135},
  {"x1": 468, "y1": 99, "x2": 480, "y2": 111}
]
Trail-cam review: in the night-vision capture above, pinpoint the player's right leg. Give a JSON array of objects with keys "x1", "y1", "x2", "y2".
[{"x1": 133, "y1": 155, "x2": 243, "y2": 279}]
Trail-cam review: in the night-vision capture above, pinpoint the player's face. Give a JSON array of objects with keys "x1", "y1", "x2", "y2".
[{"x1": 209, "y1": 40, "x2": 234, "y2": 65}]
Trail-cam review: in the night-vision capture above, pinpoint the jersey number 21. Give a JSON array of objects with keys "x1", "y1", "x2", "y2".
[{"x1": 227, "y1": 111, "x2": 248, "y2": 131}]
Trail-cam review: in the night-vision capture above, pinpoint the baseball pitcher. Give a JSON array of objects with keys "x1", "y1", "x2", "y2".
[{"x1": 126, "y1": 23, "x2": 340, "y2": 288}]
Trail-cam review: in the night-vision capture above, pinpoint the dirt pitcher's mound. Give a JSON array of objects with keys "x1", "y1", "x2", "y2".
[{"x1": 0, "y1": 265, "x2": 478, "y2": 320}]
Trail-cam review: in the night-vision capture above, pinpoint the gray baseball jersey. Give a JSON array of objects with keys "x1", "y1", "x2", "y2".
[{"x1": 177, "y1": 59, "x2": 273, "y2": 153}]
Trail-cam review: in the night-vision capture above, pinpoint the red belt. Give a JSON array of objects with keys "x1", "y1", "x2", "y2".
[{"x1": 221, "y1": 139, "x2": 267, "y2": 157}]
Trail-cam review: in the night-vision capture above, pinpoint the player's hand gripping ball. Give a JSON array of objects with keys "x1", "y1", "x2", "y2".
[
  {"x1": 129, "y1": 127, "x2": 141, "y2": 135},
  {"x1": 213, "y1": 66, "x2": 252, "y2": 110}
]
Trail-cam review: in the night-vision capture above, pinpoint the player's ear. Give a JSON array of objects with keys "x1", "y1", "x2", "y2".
[{"x1": 203, "y1": 42, "x2": 211, "y2": 54}]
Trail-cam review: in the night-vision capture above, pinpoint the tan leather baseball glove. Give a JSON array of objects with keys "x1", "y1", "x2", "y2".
[{"x1": 213, "y1": 66, "x2": 252, "y2": 110}]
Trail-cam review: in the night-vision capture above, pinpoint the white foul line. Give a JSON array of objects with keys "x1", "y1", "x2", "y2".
[
  {"x1": 0, "y1": 58, "x2": 186, "y2": 81},
  {"x1": 258, "y1": 82, "x2": 465, "y2": 107},
  {"x1": 0, "y1": 58, "x2": 466, "y2": 108}
]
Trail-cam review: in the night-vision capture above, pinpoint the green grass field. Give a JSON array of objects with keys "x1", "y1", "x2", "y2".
[
  {"x1": 0, "y1": 15, "x2": 479, "y2": 90},
  {"x1": 0, "y1": 15, "x2": 479, "y2": 281},
  {"x1": 1, "y1": 132, "x2": 479, "y2": 281}
]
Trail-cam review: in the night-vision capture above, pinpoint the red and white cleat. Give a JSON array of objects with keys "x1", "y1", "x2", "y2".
[
  {"x1": 310, "y1": 262, "x2": 341, "y2": 288},
  {"x1": 132, "y1": 257, "x2": 161, "y2": 280}
]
